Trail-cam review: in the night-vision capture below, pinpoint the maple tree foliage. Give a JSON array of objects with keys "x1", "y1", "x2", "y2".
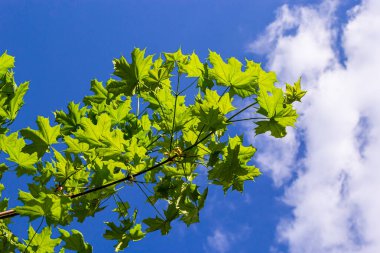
[{"x1": 0, "y1": 49, "x2": 306, "y2": 252}]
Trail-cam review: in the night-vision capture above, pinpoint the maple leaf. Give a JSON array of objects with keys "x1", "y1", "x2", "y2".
[
  {"x1": 21, "y1": 116, "x2": 61, "y2": 157},
  {"x1": 191, "y1": 89, "x2": 236, "y2": 131},
  {"x1": 16, "y1": 189, "x2": 72, "y2": 225},
  {"x1": 111, "y1": 48, "x2": 154, "y2": 96},
  {"x1": 256, "y1": 87, "x2": 298, "y2": 138},
  {"x1": 164, "y1": 48, "x2": 189, "y2": 71},
  {"x1": 20, "y1": 226, "x2": 61, "y2": 253},
  {"x1": 9, "y1": 82, "x2": 29, "y2": 120},
  {"x1": 182, "y1": 52, "x2": 214, "y2": 91},
  {"x1": 285, "y1": 77, "x2": 307, "y2": 104},
  {"x1": 55, "y1": 102, "x2": 87, "y2": 135},
  {"x1": 246, "y1": 60, "x2": 277, "y2": 91},
  {"x1": 104, "y1": 220, "x2": 145, "y2": 252},
  {"x1": 208, "y1": 51, "x2": 257, "y2": 98},
  {"x1": 0, "y1": 132, "x2": 38, "y2": 175},
  {"x1": 208, "y1": 136, "x2": 260, "y2": 192},
  {"x1": 58, "y1": 228, "x2": 92, "y2": 253},
  {"x1": 83, "y1": 79, "x2": 109, "y2": 105},
  {"x1": 0, "y1": 52, "x2": 14, "y2": 77},
  {"x1": 75, "y1": 113, "x2": 112, "y2": 146}
]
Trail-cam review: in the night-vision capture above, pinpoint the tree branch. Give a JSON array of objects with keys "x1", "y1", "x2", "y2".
[{"x1": 0, "y1": 99, "x2": 258, "y2": 220}]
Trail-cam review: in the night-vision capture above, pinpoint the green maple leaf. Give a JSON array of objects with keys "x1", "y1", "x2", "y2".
[
  {"x1": 257, "y1": 88, "x2": 283, "y2": 118},
  {"x1": 208, "y1": 136, "x2": 260, "y2": 192},
  {"x1": 256, "y1": 87, "x2": 298, "y2": 138},
  {"x1": 176, "y1": 185, "x2": 208, "y2": 226},
  {"x1": 104, "y1": 220, "x2": 145, "y2": 252},
  {"x1": 228, "y1": 135, "x2": 256, "y2": 163},
  {"x1": 255, "y1": 119, "x2": 286, "y2": 138},
  {"x1": 0, "y1": 52, "x2": 14, "y2": 77},
  {"x1": 97, "y1": 129, "x2": 128, "y2": 158},
  {"x1": 9, "y1": 82, "x2": 29, "y2": 120},
  {"x1": 64, "y1": 136, "x2": 90, "y2": 154},
  {"x1": 83, "y1": 79, "x2": 109, "y2": 106},
  {"x1": 75, "y1": 113, "x2": 112, "y2": 146},
  {"x1": 104, "y1": 221, "x2": 131, "y2": 252},
  {"x1": 182, "y1": 52, "x2": 214, "y2": 90},
  {"x1": 71, "y1": 196, "x2": 105, "y2": 223},
  {"x1": 129, "y1": 224, "x2": 145, "y2": 241},
  {"x1": 246, "y1": 60, "x2": 277, "y2": 91},
  {"x1": 0, "y1": 81, "x2": 29, "y2": 122},
  {"x1": 52, "y1": 148, "x2": 76, "y2": 182},
  {"x1": 143, "y1": 202, "x2": 178, "y2": 235},
  {"x1": 0, "y1": 49, "x2": 305, "y2": 252},
  {"x1": 58, "y1": 228, "x2": 92, "y2": 253},
  {"x1": 143, "y1": 217, "x2": 171, "y2": 235},
  {"x1": 55, "y1": 101, "x2": 86, "y2": 135},
  {"x1": 182, "y1": 52, "x2": 203, "y2": 77},
  {"x1": 15, "y1": 190, "x2": 44, "y2": 219},
  {"x1": 201, "y1": 89, "x2": 236, "y2": 115},
  {"x1": 105, "y1": 99, "x2": 132, "y2": 125},
  {"x1": 285, "y1": 77, "x2": 306, "y2": 104},
  {"x1": 144, "y1": 57, "x2": 172, "y2": 89},
  {"x1": 0, "y1": 132, "x2": 38, "y2": 175},
  {"x1": 142, "y1": 87, "x2": 191, "y2": 132},
  {"x1": 105, "y1": 79, "x2": 128, "y2": 97},
  {"x1": 20, "y1": 116, "x2": 61, "y2": 157},
  {"x1": 112, "y1": 48, "x2": 154, "y2": 95},
  {"x1": 16, "y1": 190, "x2": 72, "y2": 225},
  {"x1": 208, "y1": 51, "x2": 257, "y2": 98},
  {"x1": 191, "y1": 89, "x2": 235, "y2": 131},
  {"x1": 163, "y1": 48, "x2": 189, "y2": 72},
  {"x1": 21, "y1": 226, "x2": 61, "y2": 253}
]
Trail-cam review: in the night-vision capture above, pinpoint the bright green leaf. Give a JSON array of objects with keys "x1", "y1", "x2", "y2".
[
  {"x1": 208, "y1": 51, "x2": 257, "y2": 98},
  {"x1": 256, "y1": 87, "x2": 298, "y2": 137},
  {"x1": 75, "y1": 113, "x2": 112, "y2": 146},
  {"x1": 21, "y1": 116, "x2": 61, "y2": 157},
  {"x1": 9, "y1": 82, "x2": 29, "y2": 120},
  {"x1": 0, "y1": 52, "x2": 14, "y2": 77},
  {"x1": 112, "y1": 48, "x2": 154, "y2": 95},
  {"x1": 55, "y1": 102, "x2": 86, "y2": 135},
  {"x1": 0, "y1": 132, "x2": 38, "y2": 175},
  {"x1": 285, "y1": 77, "x2": 307, "y2": 104},
  {"x1": 22, "y1": 226, "x2": 61, "y2": 253},
  {"x1": 58, "y1": 228, "x2": 93, "y2": 253}
]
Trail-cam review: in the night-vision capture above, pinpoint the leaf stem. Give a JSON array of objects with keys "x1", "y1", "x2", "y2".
[
  {"x1": 228, "y1": 117, "x2": 267, "y2": 123},
  {"x1": 23, "y1": 216, "x2": 45, "y2": 253},
  {"x1": 178, "y1": 78, "x2": 198, "y2": 96},
  {"x1": 226, "y1": 101, "x2": 258, "y2": 122},
  {"x1": 136, "y1": 182, "x2": 165, "y2": 220},
  {"x1": 169, "y1": 70, "x2": 181, "y2": 151},
  {"x1": 218, "y1": 86, "x2": 230, "y2": 102}
]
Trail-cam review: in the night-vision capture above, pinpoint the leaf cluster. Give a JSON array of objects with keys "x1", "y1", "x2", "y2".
[{"x1": 0, "y1": 49, "x2": 305, "y2": 252}]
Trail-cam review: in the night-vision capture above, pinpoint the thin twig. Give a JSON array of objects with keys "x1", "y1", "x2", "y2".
[
  {"x1": 169, "y1": 70, "x2": 181, "y2": 152},
  {"x1": 178, "y1": 78, "x2": 198, "y2": 95},
  {"x1": 228, "y1": 117, "x2": 268, "y2": 123},
  {"x1": 136, "y1": 182, "x2": 164, "y2": 220},
  {"x1": 23, "y1": 216, "x2": 45, "y2": 253},
  {"x1": 113, "y1": 193, "x2": 129, "y2": 221}
]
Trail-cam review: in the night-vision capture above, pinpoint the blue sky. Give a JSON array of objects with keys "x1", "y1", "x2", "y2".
[{"x1": 2, "y1": 0, "x2": 379, "y2": 252}]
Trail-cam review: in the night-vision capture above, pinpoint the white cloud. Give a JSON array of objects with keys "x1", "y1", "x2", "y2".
[
  {"x1": 206, "y1": 229, "x2": 232, "y2": 253},
  {"x1": 248, "y1": 0, "x2": 380, "y2": 252},
  {"x1": 248, "y1": 128, "x2": 300, "y2": 187},
  {"x1": 249, "y1": 1, "x2": 339, "y2": 82},
  {"x1": 205, "y1": 225, "x2": 252, "y2": 253}
]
